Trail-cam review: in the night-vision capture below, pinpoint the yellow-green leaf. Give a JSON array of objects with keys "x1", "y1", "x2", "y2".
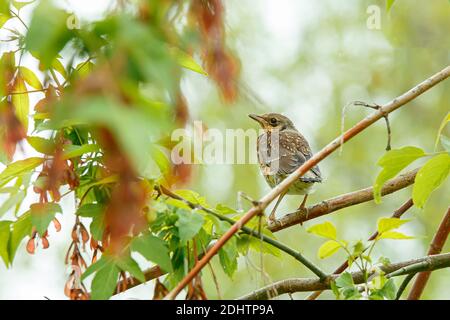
[
  {"x1": 0, "y1": 157, "x2": 44, "y2": 185},
  {"x1": 19, "y1": 66, "x2": 42, "y2": 90},
  {"x1": 26, "y1": 136, "x2": 56, "y2": 154},
  {"x1": 0, "y1": 221, "x2": 11, "y2": 266},
  {"x1": 11, "y1": 77, "x2": 29, "y2": 131},
  {"x1": 12, "y1": 0, "x2": 36, "y2": 11},
  {"x1": 377, "y1": 231, "x2": 414, "y2": 240},
  {"x1": 73, "y1": 61, "x2": 94, "y2": 79},
  {"x1": 412, "y1": 153, "x2": 450, "y2": 209},
  {"x1": 373, "y1": 146, "x2": 425, "y2": 203},
  {"x1": 307, "y1": 221, "x2": 337, "y2": 239},
  {"x1": 434, "y1": 112, "x2": 450, "y2": 150},
  {"x1": 377, "y1": 217, "x2": 411, "y2": 234},
  {"x1": 386, "y1": 0, "x2": 396, "y2": 12},
  {"x1": 63, "y1": 144, "x2": 100, "y2": 159},
  {"x1": 52, "y1": 58, "x2": 67, "y2": 79},
  {"x1": 171, "y1": 47, "x2": 207, "y2": 75},
  {"x1": 0, "y1": 12, "x2": 11, "y2": 29},
  {"x1": 318, "y1": 240, "x2": 342, "y2": 259}
]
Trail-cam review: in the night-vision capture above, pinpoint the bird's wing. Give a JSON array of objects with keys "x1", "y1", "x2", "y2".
[{"x1": 278, "y1": 131, "x2": 322, "y2": 182}]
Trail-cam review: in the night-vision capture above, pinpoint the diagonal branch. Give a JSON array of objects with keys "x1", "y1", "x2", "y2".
[
  {"x1": 238, "y1": 253, "x2": 450, "y2": 300},
  {"x1": 268, "y1": 169, "x2": 418, "y2": 232},
  {"x1": 165, "y1": 65, "x2": 450, "y2": 300},
  {"x1": 406, "y1": 207, "x2": 450, "y2": 300}
]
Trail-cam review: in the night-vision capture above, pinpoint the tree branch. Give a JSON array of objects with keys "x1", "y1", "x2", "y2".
[
  {"x1": 268, "y1": 170, "x2": 418, "y2": 232},
  {"x1": 305, "y1": 198, "x2": 414, "y2": 300},
  {"x1": 407, "y1": 207, "x2": 450, "y2": 300},
  {"x1": 165, "y1": 65, "x2": 450, "y2": 300},
  {"x1": 238, "y1": 253, "x2": 450, "y2": 300}
]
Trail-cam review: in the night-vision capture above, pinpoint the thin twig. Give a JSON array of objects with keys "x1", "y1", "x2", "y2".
[
  {"x1": 395, "y1": 273, "x2": 415, "y2": 300},
  {"x1": 354, "y1": 101, "x2": 392, "y2": 150},
  {"x1": 165, "y1": 66, "x2": 450, "y2": 299}
]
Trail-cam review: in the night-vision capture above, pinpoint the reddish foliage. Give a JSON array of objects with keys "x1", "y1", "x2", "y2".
[
  {"x1": 190, "y1": 0, "x2": 240, "y2": 102},
  {"x1": 97, "y1": 129, "x2": 149, "y2": 254},
  {"x1": 0, "y1": 102, "x2": 26, "y2": 159},
  {"x1": 33, "y1": 146, "x2": 79, "y2": 202}
]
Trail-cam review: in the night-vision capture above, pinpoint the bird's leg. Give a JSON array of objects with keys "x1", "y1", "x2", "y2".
[
  {"x1": 297, "y1": 194, "x2": 309, "y2": 211},
  {"x1": 269, "y1": 192, "x2": 286, "y2": 222}
]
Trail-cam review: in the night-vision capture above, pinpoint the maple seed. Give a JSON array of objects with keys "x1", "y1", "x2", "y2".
[
  {"x1": 42, "y1": 237, "x2": 50, "y2": 249},
  {"x1": 71, "y1": 228, "x2": 79, "y2": 242},
  {"x1": 79, "y1": 224, "x2": 90, "y2": 244},
  {"x1": 26, "y1": 238, "x2": 36, "y2": 254},
  {"x1": 53, "y1": 218, "x2": 62, "y2": 232}
]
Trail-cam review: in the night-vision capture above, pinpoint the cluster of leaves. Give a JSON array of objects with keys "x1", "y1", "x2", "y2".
[
  {"x1": 373, "y1": 112, "x2": 450, "y2": 208},
  {"x1": 308, "y1": 218, "x2": 414, "y2": 300},
  {"x1": 0, "y1": 0, "x2": 249, "y2": 300}
]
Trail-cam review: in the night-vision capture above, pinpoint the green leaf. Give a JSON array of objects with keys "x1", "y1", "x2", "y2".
[
  {"x1": 116, "y1": 256, "x2": 145, "y2": 283},
  {"x1": 76, "y1": 203, "x2": 104, "y2": 217},
  {"x1": 81, "y1": 256, "x2": 110, "y2": 280},
  {"x1": 412, "y1": 153, "x2": 450, "y2": 209},
  {"x1": 352, "y1": 240, "x2": 364, "y2": 256},
  {"x1": 0, "y1": 16, "x2": 10, "y2": 30},
  {"x1": 330, "y1": 280, "x2": 340, "y2": 299},
  {"x1": 26, "y1": 136, "x2": 56, "y2": 154},
  {"x1": 342, "y1": 287, "x2": 362, "y2": 300},
  {"x1": 434, "y1": 112, "x2": 449, "y2": 150},
  {"x1": 90, "y1": 260, "x2": 120, "y2": 300},
  {"x1": 8, "y1": 212, "x2": 32, "y2": 263},
  {"x1": 0, "y1": 157, "x2": 44, "y2": 186},
  {"x1": 63, "y1": 143, "x2": 100, "y2": 159},
  {"x1": 307, "y1": 221, "x2": 337, "y2": 239},
  {"x1": 0, "y1": 221, "x2": 11, "y2": 266},
  {"x1": 377, "y1": 231, "x2": 414, "y2": 240},
  {"x1": 52, "y1": 58, "x2": 67, "y2": 78},
  {"x1": 0, "y1": 190, "x2": 26, "y2": 218},
  {"x1": 335, "y1": 272, "x2": 354, "y2": 288},
  {"x1": 440, "y1": 135, "x2": 450, "y2": 152},
  {"x1": 219, "y1": 238, "x2": 238, "y2": 278},
  {"x1": 29, "y1": 202, "x2": 62, "y2": 236},
  {"x1": 90, "y1": 215, "x2": 105, "y2": 241},
  {"x1": 131, "y1": 233, "x2": 172, "y2": 272},
  {"x1": 25, "y1": 2, "x2": 73, "y2": 68},
  {"x1": 318, "y1": 240, "x2": 342, "y2": 259},
  {"x1": 171, "y1": 47, "x2": 207, "y2": 75},
  {"x1": 73, "y1": 61, "x2": 94, "y2": 79},
  {"x1": 175, "y1": 210, "x2": 204, "y2": 242},
  {"x1": 386, "y1": 0, "x2": 395, "y2": 12},
  {"x1": 12, "y1": 76, "x2": 29, "y2": 131},
  {"x1": 377, "y1": 217, "x2": 411, "y2": 234},
  {"x1": 373, "y1": 146, "x2": 425, "y2": 203},
  {"x1": 12, "y1": 0, "x2": 36, "y2": 11},
  {"x1": 379, "y1": 278, "x2": 396, "y2": 300},
  {"x1": 19, "y1": 66, "x2": 42, "y2": 90}
]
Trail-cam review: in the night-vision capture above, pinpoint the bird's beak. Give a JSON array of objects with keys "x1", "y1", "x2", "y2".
[{"x1": 248, "y1": 114, "x2": 266, "y2": 126}]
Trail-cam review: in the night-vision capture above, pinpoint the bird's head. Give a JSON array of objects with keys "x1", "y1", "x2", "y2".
[{"x1": 248, "y1": 113, "x2": 296, "y2": 131}]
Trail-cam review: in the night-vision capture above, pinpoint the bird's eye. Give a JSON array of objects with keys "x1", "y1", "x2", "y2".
[{"x1": 270, "y1": 118, "x2": 277, "y2": 125}]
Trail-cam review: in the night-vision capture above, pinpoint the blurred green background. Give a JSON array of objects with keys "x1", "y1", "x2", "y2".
[{"x1": 0, "y1": 0, "x2": 449, "y2": 299}]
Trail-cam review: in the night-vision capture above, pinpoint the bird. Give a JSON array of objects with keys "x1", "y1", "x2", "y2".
[{"x1": 249, "y1": 113, "x2": 322, "y2": 222}]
